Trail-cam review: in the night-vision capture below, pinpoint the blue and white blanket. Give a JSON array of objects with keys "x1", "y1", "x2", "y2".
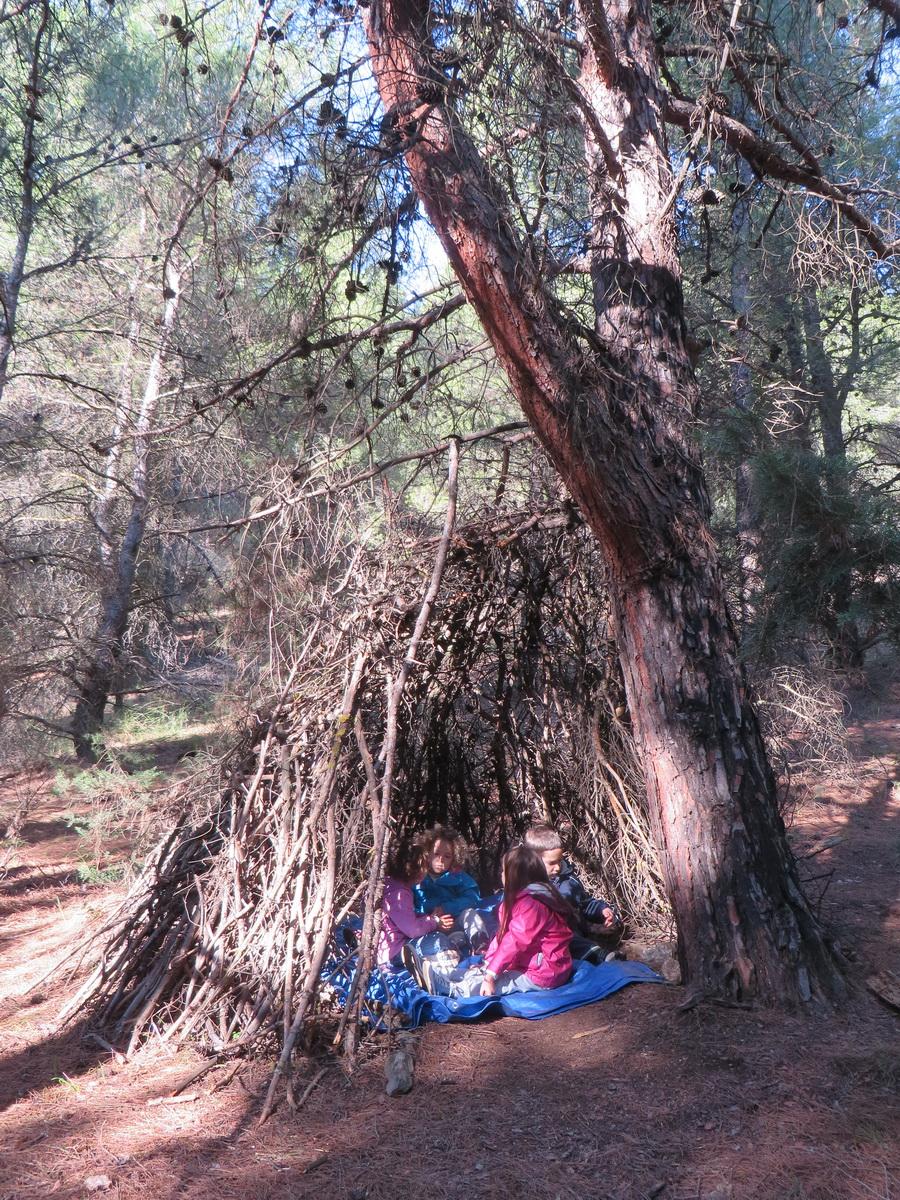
[{"x1": 323, "y1": 929, "x2": 664, "y2": 1030}]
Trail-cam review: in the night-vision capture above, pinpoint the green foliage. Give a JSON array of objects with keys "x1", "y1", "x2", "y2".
[
  {"x1": 54, "y1": 762, "x2": 160, "y2": 801},
  {"x1": 54, "y1": 753, "x2": 160, "y2": 884},
  {"x1": 75, "y1": 861, "x2": 127, "y2": 885},
  {"x1": 106, "y1": 703, "x2": 192, "y2": 748},
  {"x1": 51, "y1": 1073, "x2": 81, "y2": 1094},
  {"x1": 746, "y1": 447, "x2": 900, "y2": 660},
  {"x1": 61, "y1": 810, "x2": 93, "y2": 837}
]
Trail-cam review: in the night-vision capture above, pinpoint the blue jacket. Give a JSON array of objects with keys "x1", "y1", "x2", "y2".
[
  {"x1": 414, "y1": 869, "x2": 482, "y2": 917},
  {"x1": 555, "y1": 859, "x2": 617, "y2": 929}
]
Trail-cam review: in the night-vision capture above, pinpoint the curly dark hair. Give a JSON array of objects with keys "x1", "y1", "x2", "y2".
[{"x1": 420, "y1": 824, "x2": 469, "y2": 867}]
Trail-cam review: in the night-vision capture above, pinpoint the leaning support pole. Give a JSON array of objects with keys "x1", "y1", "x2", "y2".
[
  {"x1": 259, "y1": 440, "x2": 459, "y2": 1120},
  {"x1": 258, "y1": 651, "x2": 367, "y2": 1124},
  {"x1": 335, "y1": 436, "x2": 460, "y2": 1053}
]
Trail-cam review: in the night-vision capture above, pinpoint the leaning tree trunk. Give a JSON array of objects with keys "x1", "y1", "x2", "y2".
[
  {"x1": 72, "y1": 259, "x2": 182, "y2": 761},
  {"x1": 365, "y1": 0, "x2": 845, "y2": 1004}
]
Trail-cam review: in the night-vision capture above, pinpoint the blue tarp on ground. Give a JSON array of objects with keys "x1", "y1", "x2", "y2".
[
  {"x1": 323, "y1": 938, "x2": 666, "y2": 1029},
  {"x1": 382, "y1": 958, "x2": 666, "y2": 1026}
]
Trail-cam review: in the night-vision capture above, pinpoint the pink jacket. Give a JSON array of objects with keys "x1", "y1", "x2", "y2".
[
  {"x1": 484, "y1": 883, "x2": 573, "y2": 988},
  {"x1": 378, "y1": 876, "x2": 440, "y2": 965}
]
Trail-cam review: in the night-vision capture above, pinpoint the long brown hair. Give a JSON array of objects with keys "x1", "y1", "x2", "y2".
[
  {"x1": 497, "y1": 844, "x2": 575, "y2": 940},
  {"x1": 385, "y1": 834, "x2": 426, "y2": 884}
]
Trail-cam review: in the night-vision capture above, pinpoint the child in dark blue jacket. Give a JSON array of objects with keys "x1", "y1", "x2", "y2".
[{"x1": 524, "y1": 824, "x2": 622, "y2": 961}]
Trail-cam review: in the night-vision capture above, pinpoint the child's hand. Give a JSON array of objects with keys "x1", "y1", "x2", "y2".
[
  {"x1": 480, "y1": 974, "x2": 496, "y2": 996},
  {"x1": 436, "y1": 912, "x2": 455, "y2": 932}
]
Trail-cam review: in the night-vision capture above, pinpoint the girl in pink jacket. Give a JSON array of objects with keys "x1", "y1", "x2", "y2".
[
  {"x1": 479, "y1": 844, "x2": 575, "y2": 995},
  {"x1": 411, "y1": 844, "x2": 575, "y2": 997}
]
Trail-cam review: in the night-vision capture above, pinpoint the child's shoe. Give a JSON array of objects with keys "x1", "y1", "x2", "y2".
[
  {"x1": 460, "y1": 907, "x2": 491, "y2": 954},
  {"x1": 581, "y1": 943, "x2": 607, "y2": 965},
  {"x1": 418, "y1": 957, "x2": 439, "y2": 993},
  {"x1": 399, "y1": 943, "x2": 429, "y2": 989},
  {"x1": 400, "y1": 944, "x2": 448, "y2": 994}
]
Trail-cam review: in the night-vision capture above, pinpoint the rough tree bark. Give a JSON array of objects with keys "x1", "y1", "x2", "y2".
[{"x1": 365, "y1": 0, "x2": 847, "y2": 1003}]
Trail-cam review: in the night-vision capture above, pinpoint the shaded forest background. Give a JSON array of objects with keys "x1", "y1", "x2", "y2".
[{"x1": 1, "y1": 0, "x2": 898, "y2": 949}]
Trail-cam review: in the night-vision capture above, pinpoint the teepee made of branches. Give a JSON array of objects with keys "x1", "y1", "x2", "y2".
[{"x1": 61, "y1": 448, "x2": 666, "y2": 1116}]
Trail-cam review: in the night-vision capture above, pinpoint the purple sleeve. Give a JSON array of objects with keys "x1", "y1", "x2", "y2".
[{"x1": 383, "y1": 880, "x2": 437, "y2": 940}]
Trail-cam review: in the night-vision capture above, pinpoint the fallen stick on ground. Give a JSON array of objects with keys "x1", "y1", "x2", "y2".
[
  {"x1": 83, "y1": 1031, "x2": 128, "y2": 1064},
  {"x1": 208, "y1": 1061, "x2": 243, "y2": 1094},
  {"x1": 172, "y1": 1059, "x2": 218, "y2": 1095},
  {"x1": 290, "y1": 1065, "x2": 329, "y2": 1112}
]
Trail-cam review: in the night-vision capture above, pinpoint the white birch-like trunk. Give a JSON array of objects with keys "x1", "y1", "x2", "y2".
[{"x1": 72, "y1": 256, "x2": 182, "y2": 759}]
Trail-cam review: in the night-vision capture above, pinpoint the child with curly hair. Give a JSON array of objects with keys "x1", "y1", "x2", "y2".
[{"x1": 414, "y1": 824, "x2": 491, "y2": 952}]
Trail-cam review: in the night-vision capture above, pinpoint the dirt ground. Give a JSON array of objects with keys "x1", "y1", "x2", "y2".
[{"x1": 1, "y1": 688, "x2": 898, "y2": 1200}]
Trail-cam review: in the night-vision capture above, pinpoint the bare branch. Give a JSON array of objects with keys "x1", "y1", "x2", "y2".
[
  {"x1": 663, "y1": 94, "x2": 898, "y2": 258},
  {"x1": 180, "y1": 422, "x2": 531, "y2": 534}
]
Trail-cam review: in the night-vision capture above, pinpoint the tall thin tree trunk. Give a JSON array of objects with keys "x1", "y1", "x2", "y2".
[
  {"x1": 366, "y1": 0, "x2": 845, "y2": 1003},
  {"x1": 0, "y1": 0, "x2": 50, "y2": 405},
  {"x1": 94, "y1": 210, "x2": 148, "y2": 571},
  {"x1": 729, "y1": 150, "x2": 762, "y2": 627},
  {"x1": 802, "y1": 286, "x2": 847, "y2": 461},
  {"x1": 772, "y1": 287, "x2": 812, "y2": 449},
  {"x1": 801, "y1": 284, "x2": 862, "y2": 666},
  {"x1": 72, "y1": 258, "x2": 182, "y2": 760}
]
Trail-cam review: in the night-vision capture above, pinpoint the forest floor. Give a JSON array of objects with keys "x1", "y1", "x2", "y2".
[{"x1": 0, "y1": 683, "x2": 898, "y2": 1200}]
